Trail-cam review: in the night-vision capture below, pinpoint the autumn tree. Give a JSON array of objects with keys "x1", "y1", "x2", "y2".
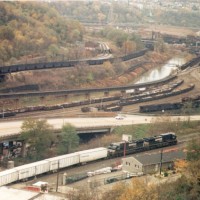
[
  {"x1": 57, "y1": 123, "x2": 80, "y2": 155},
  {"x1": 186, "y1": 138, "x2": 200, "y2": 161},
  {"x1": 20, "y1": 118, "x2": 55, "y2": 161}
]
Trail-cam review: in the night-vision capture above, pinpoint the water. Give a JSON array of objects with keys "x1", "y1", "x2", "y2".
[{"x1": 135, "y1": 57, "x2": 186, "y2": 84}]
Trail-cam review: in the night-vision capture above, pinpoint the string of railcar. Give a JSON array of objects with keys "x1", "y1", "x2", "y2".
[
  {"x1": 0, "y1": 78, "x2": 183, "y2": 118},
  {"x1": 0, "y1": 132, "x2": 177, "y2": 187},
  {"x1": 0, "y1": 49, "x2": 148, "y2": 76}
]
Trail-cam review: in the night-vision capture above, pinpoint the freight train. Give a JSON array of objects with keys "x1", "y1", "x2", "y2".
[
  {"x1": 140, "y1": 94, "x2": 200, "y2": 113},
  {"x1": 0, "y1": 81, "x2": 193, "y2": 118},
  {"x1": 139, "y1": 100, "x2": 200, "y2": 113},
  {"x1": 0, "y1": 132, "x2": 177, "y2": 187},
  {"x1": 108, "y1": 132, "x2": 177, "y2": 157},
  {"x1": 0, "y1": 49, "x2": 148, "y2": 76},
  {"x1": 139, "y1": 102, "x2": 183, "y2": 113}
]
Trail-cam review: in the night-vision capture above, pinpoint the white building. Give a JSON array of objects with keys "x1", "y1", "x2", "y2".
[{"x1": 122, "y1": 150, "x2": 186, "y2": 175}]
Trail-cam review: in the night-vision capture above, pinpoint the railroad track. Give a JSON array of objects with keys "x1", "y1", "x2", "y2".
[
  {"x1": 0, "y1": 49, "x2": 148, "y2": 77},
  {"x1": 9, "y1": 132, "x2": 200, "y2": 190}
]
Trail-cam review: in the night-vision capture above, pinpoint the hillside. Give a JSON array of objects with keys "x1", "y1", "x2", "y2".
[{"x1": 0, "y1": 2, "x2": 84, "y2": 64}]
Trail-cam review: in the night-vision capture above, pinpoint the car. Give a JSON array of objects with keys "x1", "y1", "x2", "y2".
[
  {"x1": 115, "y1": 115, "x2": 124, "y2": 120},
  {"x1": 106, "y1": 177, "x2": 119, "y2": 184}
]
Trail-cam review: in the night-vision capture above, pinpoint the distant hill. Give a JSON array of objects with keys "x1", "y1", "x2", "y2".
[{"x1": 0, "y1": 2, "x2": 84, "y2": 64}]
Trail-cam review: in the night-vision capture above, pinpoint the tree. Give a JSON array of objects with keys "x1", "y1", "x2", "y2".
[
  {"x1": 186, "y1": 139, "x2": 200, "y2": 161},
  {"x1": 57, "y1": 123, "x2": 79, "y2": 155},
  {"x1": 20, "y1": 118, "x2": 54, "y2": 161}
]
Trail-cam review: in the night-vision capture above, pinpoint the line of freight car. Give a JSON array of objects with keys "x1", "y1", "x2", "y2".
[
  {"x1": 140, "y1": 100, "x2": 200, "y2": 113},
  {"x1": 0, "y1": 81, "x2": 187, "y2": 118},
  {"x1": 0, "y1": 147, "x2": 108, "y2": 187},
  {"x1": 86, "y1": 83, "x2": 194, "y2": 112},
  {"x1": 0, "y1": 133, "x2": 177, "y2": 187},
  {"x1": 123, "y1": 80, "x2": 183, "y2": 101},
  {"x1": 0, "y1": 96, "x2": 122, "y2": 118},
  {"x1": 119, "y1": 84, "x2": 195, "y2": 107},
  {"x1": 81, "y1": 104, "x2": 122, "y2": 112},
  {"x1": 180, "y1": 56, "x2": 200, "y2": 70},
  {"x1": 182, "y1": 95, "x2": 200, "y2": 102},
  {"x1": 0, "y1": 49, "x2": 148, "y2": 75},
  {"x1": 0, "y1": 74, "x2": 177, "y2": 100},
  {"x1": 139, "y1": 102, "x2": 183, "y2": 113},
  {"x1": 0, "y1": 84, "x2": 39, "y2": 93}
]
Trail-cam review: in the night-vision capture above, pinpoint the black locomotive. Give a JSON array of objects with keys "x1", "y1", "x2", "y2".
[{"x1": 107, "y1": 132, "x2": 177, "y2": 157}]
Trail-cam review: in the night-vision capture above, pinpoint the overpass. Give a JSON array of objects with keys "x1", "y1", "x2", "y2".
[
  {"x1": 1, "y1": 114, "x2": 200, "y2": 158},
  {"x1": 0, "y1": 119, "x2": 113, "y2": 158}
]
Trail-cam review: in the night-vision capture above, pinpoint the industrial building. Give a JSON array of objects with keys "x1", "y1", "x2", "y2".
[{"x1": 122, "y1": 149, "x2": 186, "y2": 175}]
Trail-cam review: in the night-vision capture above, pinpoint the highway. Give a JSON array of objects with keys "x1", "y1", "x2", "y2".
[{"x1": 1, "y1": 114, "x2": 200, "y2": 138}]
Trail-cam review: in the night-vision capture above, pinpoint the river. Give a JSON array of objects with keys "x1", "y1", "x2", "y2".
[{"x1": 135, "y1": 57, "x2": 186, "y2": 84}]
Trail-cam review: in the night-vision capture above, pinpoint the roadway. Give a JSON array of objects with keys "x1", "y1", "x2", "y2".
[{"x1": 1, "y1": 114, "x2": 200, "y2": 139}]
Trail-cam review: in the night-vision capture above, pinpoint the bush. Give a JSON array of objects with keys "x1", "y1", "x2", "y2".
[{"x1": 164, "y1": 172, "x2": 168, "y2": 177}]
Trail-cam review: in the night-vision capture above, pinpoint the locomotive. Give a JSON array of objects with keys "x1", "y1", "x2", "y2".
[
  {"x1": 0, "y1": 132, "x2": 177, "y2": 186},
  {"x1": 107, "y1": 132, "x2": 177, "y2": 157}
]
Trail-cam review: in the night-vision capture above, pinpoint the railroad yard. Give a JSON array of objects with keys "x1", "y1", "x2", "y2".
[
  {"x1": 8, "y1": 132, "x2": 197, "y2": 195},
  {"x1": 1, "y1": 1, "x2": 200, "y2": 199},
  {"x1": 1, "y1": 65, "x2": 200, "y2": 120}
]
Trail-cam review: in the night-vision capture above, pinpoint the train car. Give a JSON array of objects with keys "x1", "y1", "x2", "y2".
[
  {"x1": 15, "y1": 160, "x2": 50, "y2": 180},
  {"x1": 0, "y1": 168, "x2": 18, "y2": 187},
  {"x1": 78, "y1": 147, "x2": 108, "y2": 163},
  {"x1": 0, "y1": 135, "x2": 177, "y2": 187},
  {"x1": 107, "y1": 132, "x2": 177, "y2": 157},
  {"x1": 46, "y1": 153, "x2": 80, "y2": 172},
  {"x1": 0, "y1": 112, "x2": 16, "y2": 118},
  {"x1": 139, "y1": 102, "x2": 183, "y2": 113},
  {"x1": 104, "y1": 105, "x2": 122, "y2": 112}
]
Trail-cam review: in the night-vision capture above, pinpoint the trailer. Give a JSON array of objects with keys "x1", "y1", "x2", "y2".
[
  {"x1": 58, "y1": 153, "x2": 80, "y2": 168},
  {"x1": 78, "y1": 147, "x2": 108, "y2": 163},
  {"x1": 0, "y1": 168, "x2": 18, "y2": 186},
  {"x1": 15, "y1": 160, "x2": 49, "y2": 180},
  {"x1": 46, "y1": 153, "x2": 80, "y2": 171}
]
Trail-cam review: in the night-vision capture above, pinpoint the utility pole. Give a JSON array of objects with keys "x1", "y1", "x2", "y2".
[
  {"x1": 2, "y1": 105, "x2": 4, "y2": 119},
  {"x1": 123, "y1": 141, "x2": 126, "y2": 157},
  {"x1": 159, "y1": 149, "x2": 163, "y2": 175}
]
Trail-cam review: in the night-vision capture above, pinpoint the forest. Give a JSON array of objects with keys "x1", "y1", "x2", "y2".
[{"x1": 0, "y1": 2, "x2": 84, "y2": 64}]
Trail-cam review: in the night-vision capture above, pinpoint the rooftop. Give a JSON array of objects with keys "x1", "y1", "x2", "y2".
[{"x1": 131, "y1": 149, "x2": 186, "y2": 165}]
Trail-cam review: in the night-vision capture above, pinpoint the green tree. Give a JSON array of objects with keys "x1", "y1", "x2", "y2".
[
  {"x1": 20, "y1": 118, "x2": 54, "y2": 161},
  {"x1": 57, "y1": 123, "x2": 79, "y2": 155}
]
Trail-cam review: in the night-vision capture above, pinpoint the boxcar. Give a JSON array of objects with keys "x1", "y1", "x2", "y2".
[
  {"x1": 0, "y1": 168, "x2": 18, "y2": 186},
  {"x1": 15, "y1": 160, "x2": 49, "y2": 180},
  {"x1": 78, "y1": 147, "x2": 108, "y2": 163},
  {"x1": 46, "y1": 153, "x2": 80, "y2": 171}
]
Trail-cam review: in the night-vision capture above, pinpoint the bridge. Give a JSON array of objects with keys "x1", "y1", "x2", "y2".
[
  {"x1": 1, "y1": 114, "x2": 200, "y2": 158},
  {"x1": 0, "y1": 119, "x2": 113, "y2": 158}
]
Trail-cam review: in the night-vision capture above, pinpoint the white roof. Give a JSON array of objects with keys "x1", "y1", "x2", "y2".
[
  {"x1": 33, "y1": 181, "x2": 48, "y2": 187},
  {"x1": 46, "y1": 152, "x2": 79, "y2": 162},
  {"x1": 15, "y1": 160, "x2": 49, "y2": 170},
  {"x1": 78, "y1": 147, "x2": 107, "y2": 154},
  {"x1": 0, "y1": 168, "x2": 17, "y2": 176},
  {"x1": 34, "y1": 194, "x2": 67, "y2": 200},
  {"x1": 0, "y1": 187, "x2": 37, "y2": 200},
  {"x1": 0, "y1": 187, "x2": 66, "y2": 200}
]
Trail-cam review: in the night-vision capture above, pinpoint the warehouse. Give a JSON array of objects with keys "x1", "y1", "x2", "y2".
[{"x1": 122, "y1": 149, "x2": 186, "y2": 175}]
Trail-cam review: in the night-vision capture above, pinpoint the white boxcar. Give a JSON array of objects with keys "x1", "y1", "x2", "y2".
[
  {"x1": 34, "y1": 160, "x2": 50, "y2": 175},
  {"x1": 59, "y1": 153, "x2": 80, "y2": 168},
  {"x1": 15, "y1": 160, "x2": 49, "y2": 180},
  {"x1": 45, "y1": 156, "x2": 59, "y2": 171},
  {"x1": 0, "y1": 168, "x2": 18, "y2": 186},
  {"x1": 46, "y1": 153, "x2": 80, "y2": 171},
  {"x1": 78, "y1": 147, "x2": 108, "y2": 163}
]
